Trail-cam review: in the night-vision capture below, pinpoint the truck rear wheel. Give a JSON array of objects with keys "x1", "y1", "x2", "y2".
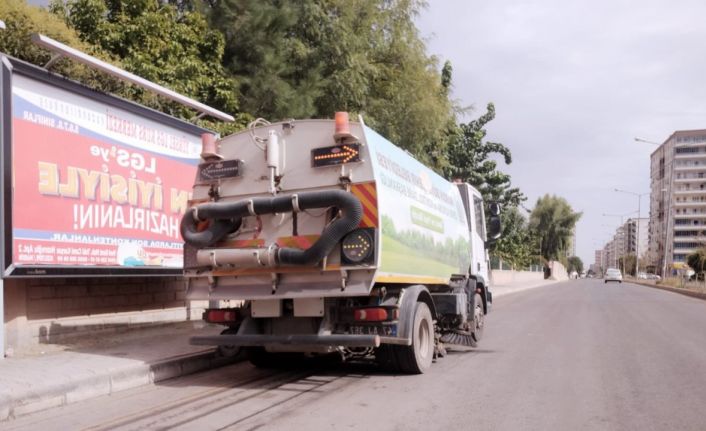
[{"x1": 393, "y1": 301, "x2": 434, "y2": 374}]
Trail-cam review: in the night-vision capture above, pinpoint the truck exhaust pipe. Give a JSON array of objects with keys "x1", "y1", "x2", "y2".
[{"x1": 181, "y1": 190, "x2": 363, "y2": 267}]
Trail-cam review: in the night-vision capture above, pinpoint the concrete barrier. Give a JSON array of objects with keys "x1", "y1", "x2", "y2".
[
  {"x1": 491, "y1": 270, "x2": 544, "y2": 286},
  {"x1": 548, "y1": 261, "x2": 568, "y2": 281}
]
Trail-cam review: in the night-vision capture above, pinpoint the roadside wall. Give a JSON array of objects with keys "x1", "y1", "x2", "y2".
[
  {"x1": 548, "y1": 261, "x2": 568, "y2": 281},
  {"x1": 3, "y1": 277, "x2": 206, "y2": 354},
  {"x1": 491, "y1": 270, "x2": 544, "y2": 286}
]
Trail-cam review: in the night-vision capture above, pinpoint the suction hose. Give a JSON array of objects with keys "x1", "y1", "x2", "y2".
[{"x1": 180, "y1": 190, "x2": 363, "y2": 266}]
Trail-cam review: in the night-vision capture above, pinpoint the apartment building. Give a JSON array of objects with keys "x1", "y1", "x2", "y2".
[
  {"x1": 648, "y1": 129, "x2": 706, "y2": 275},
  {"x1": 625, "y1": 218, "x2": 648, "y2": 259},
  {"x1": 603, "y1": 239, "x2": 616, "y2": 270},
  {"x1": 594, "y1": 249, "x2": 603, "y2": 270}
]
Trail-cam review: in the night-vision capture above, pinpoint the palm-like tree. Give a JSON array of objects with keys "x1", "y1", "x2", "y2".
[{"x1": 529, "y1": 195, "x2": 582, "y2": 261}]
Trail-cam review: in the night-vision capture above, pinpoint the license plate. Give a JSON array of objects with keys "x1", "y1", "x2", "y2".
[{"x1": 349, "y1": 325, "x2": 396, "y2": 336}]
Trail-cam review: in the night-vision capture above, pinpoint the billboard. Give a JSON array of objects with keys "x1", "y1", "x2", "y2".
[{"x1": 0, "y1": 56, "x2": 210, "y2": 277}]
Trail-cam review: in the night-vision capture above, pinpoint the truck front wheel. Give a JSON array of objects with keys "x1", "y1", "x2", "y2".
[
  {"x1": 395, "y1": 301, "x2": 434, "y2": 374},
  {"x1": 471, "y1": 293, "x2": 484, "y2": 343}
]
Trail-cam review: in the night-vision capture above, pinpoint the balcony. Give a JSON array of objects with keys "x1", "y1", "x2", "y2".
[
  {"x1": 674, "y1": 213, "x2": 706, "y2": 219},
  {"x1": 674, "y1": 189, "x2": 706, "y2": 195},
  {"x1": 673, "y1": 245, "x2": 699, "y2": 253},
  {"x1": 675, "y1": 154, "x2": 706, "y2": 161},
  {"x1": 674, "y1": 201, "x2": 706, "y2": 208},
  {"x1": 674, "y1": 165, "x2": 706, "y2": 172},
  {"x1": 674, "y1": 224, "x2": 706, "y2": 231},
  {"x1": 673, "y1": 177, "x2": 706, "y2": 183}
]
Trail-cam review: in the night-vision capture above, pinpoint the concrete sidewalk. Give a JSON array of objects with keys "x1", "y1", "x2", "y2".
[
  {"x1": 0, "y1": 321, "x2": 240, "y2": 422},
  {"x1": 492, "y1": 278, "x2": 563, "y2": 298}
]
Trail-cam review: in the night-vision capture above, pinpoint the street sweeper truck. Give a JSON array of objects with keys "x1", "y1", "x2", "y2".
[{"x1": 181, "y1": 113, "x2": 501, "y2": 373}]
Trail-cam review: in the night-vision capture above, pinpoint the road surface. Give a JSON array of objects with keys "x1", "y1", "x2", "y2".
[{"x1": 4, "y1": 279, "x2": 706, "y2": 431}]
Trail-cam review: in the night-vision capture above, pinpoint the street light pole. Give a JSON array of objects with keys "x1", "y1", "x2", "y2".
[{"x1": 634, "y1": 137, "x2": 661, "y2": 146}]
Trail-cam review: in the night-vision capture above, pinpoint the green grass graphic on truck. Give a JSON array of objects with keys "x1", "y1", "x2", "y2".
[{"x1": 380, "y1": 215, "x2": 470, "y2": 277}]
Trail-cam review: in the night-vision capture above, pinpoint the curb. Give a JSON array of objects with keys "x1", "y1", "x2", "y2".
[
  {"x1": 0, "y1": 348, "x2": 244, "y2": 422},
  {"x1": 629, "y1": 280, "x2": 706, "y2": 301}
]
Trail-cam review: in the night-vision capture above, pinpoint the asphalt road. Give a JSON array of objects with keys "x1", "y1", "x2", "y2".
[{"x1": 4, "y1": 279, "x2": 706, "y2": 431}]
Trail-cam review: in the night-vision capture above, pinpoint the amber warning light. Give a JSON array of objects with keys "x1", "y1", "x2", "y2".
[{"x1": 311, "y1": 143, "x2": 361, "y2": 167}]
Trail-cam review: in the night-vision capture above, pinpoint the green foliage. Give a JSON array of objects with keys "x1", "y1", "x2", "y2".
[
  {"x1": 50, "y1": 0, "x2": 247, "y2": 133},
  {"x1": 686, "y1": 249, "x2": 706, "y2": 275},
  {"x1": 529, "y1": 195, "x2": 582, "y2": 261},
  {"x1": 443, "y1": 103, "x2": 525, "y2": 207},
  {"x1": 4, "y1": 0, "x2": 526, "y2": 212},
  {"x1": 0, "y1": 0, "x2": 120, "y2": 92},
  {"x1": 206, "y1": 0, "x2": 454, "y2": 168},
  {"x1": 490, "y1": 206, "x2": 538, "y2": 270},
  {"x1": 567, "y1": 256, "x2": 584, "y2": 274},
  {"x1": 618, "y1": 254, "x2": 637, "y2": 276}
]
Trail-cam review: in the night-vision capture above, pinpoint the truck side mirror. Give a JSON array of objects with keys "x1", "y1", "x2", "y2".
[{"x1": 488, "y1": 202, "x2": 501, "y2": 217}]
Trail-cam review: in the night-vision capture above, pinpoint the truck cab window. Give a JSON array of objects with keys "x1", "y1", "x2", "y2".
[{"x1": 473, "y1": 196, "x2": 486, "y2": 240}]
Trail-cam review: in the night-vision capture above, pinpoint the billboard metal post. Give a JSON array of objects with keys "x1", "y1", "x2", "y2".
[
  {"x1": 0, "y1": 279, "x2": 4, "y2": 360},
  {"x1": 1, "y1": 55, "x2": 8, "y2": 360},
  {"x1": 30, "y1": 34, "x2": 234, "y2": 122}
]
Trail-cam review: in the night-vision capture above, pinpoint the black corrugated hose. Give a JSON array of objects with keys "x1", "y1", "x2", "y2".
[{"x1": 180, "y1": 190, "x2": 362, "y2": 266}]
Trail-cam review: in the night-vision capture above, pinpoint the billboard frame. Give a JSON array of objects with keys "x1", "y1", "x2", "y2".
[{"x1": 0, "y1": 55, "x2": 210, "y2": 278}]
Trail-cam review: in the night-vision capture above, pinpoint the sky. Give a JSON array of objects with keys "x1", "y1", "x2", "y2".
[{"x1": 416, "y1": 0, "x2": 706, "y2": 266}]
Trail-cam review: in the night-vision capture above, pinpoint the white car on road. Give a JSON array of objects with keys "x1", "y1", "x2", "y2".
[{"x1": 604, "y1": 268, "x2": 623, "y2": 284}]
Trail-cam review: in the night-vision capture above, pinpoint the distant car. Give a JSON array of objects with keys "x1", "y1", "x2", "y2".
[
  {"x1": 637, "y1": 272, "x2": 648, "y2": 280},
  {"x1": 647, "y1": 273, "x2": 661, "y2": 281},
  {"x1": 604, "y1": 268, "x2": 623, "y2": 284}
]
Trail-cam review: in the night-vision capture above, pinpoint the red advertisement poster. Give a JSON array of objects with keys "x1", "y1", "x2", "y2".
[{"x1": 10, "y1": 74, "x2": 202, "y2": 269}]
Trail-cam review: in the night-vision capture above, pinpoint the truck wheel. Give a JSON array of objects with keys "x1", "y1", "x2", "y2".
[
  {"x1": 395, "y1": 302, "x2": 434, "y2": 374},
  {"x1": 374, "y1": 345, "x2": 399, "y2": 372},
  {"x1": 471, "y1": 293, "x2": 485, "y2": 343},
  {"x1": 217, "y1": 327, "x2": 241, "y2": 358}
]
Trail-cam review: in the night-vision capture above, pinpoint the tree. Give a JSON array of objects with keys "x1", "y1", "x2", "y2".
[
  {"x1": 529, "y1": 195, "x2": 582, "y2": 261},
  {"x1": 205, "y1": 0, "x2": 455, "y2": 167},
  {"x1": 0, "y1": 0, "x2": 119, "y2": 91},
  {"x1": 490, "y1": 206, "x2": 538, "y2": 270},
  {"x1": 443, "y1": 103, "x2": 525, "y2": 207},
  {"x1": 567, "y1": 256, "x2": 584, "y2": 274},
  {"x1": 686, "y1": 249, "x2": 706, "y2": 279},
  {"x1": 51, "y1": 0, "x2": 247, "y2": 133},
  {"x1": 618, "y1": 254, "x2": 637, "y2": 276}
]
